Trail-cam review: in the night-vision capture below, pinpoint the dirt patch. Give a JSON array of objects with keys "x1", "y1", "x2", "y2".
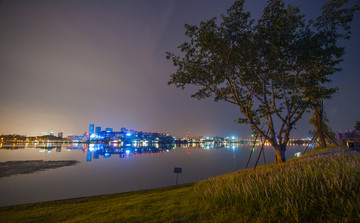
[{"x1": 0, "y1": 160, "x2": 79, "y2": 178}]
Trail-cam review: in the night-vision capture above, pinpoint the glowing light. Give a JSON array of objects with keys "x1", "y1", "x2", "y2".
[
  {"x1": 89, "y1": 144, "x2": 95, "y2": 151},
  {"x1": 126, "y1": 133, "x2": 131, "y2": 136},
  {"x1": 126, "y1": 150, "x2": 130, "y2": 154}
]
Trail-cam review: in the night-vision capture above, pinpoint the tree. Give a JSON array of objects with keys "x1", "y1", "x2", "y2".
[
  {"x1": 167, "y1": 0, "x2": 358, "y2": 163},
  {"x1": 311, "y1": 101, "x2": 328, "y2": 148},
  {"x1": 309, "y1": 100, "x2": 336, "y2": 147}
]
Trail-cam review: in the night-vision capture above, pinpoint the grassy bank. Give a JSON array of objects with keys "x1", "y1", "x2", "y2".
[
  {"x1": 194, "y1": 148, "x2": 360, "y2": 222},
  {"x1": 0, "y1": 148, "x2": 359, "y2": 222}
]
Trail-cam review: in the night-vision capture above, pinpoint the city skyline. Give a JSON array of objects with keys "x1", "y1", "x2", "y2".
[{"x1": 0, "y1": 0, "x2": 359, "y2": 138}]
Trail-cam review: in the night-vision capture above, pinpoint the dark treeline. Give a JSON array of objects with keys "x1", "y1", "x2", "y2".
[{"x1": 0, "y1": 134, "x2": 62, "y2": 142}]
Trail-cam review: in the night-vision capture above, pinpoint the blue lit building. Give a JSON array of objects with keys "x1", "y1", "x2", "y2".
[
  {"x1": 87, "y1": 124, "x2": 175, "y2": 144},
  {"x1": 89, "y1": 124, "x2": 95, "y2": 135}
]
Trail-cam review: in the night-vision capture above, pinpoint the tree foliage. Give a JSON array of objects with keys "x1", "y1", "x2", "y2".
[{"x1": 167, "y1": 0, "x2": 358, "y2": 163}]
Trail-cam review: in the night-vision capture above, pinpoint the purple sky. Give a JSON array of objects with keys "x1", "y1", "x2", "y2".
[{"x1": 0, "y1": 0, "x2": 359, "y2": 138}]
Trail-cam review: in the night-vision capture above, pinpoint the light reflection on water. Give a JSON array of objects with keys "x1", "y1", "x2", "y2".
[{"x1": 0, "y1": 143, "x2": 305, "y2": 206}]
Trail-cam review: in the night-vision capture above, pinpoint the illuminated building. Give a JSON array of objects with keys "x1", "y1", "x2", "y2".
[
  {"x1": 89, "y1": 124, "x2": 95, "y2": 135},
  {"x1": 87, "y1": 124, "x2": 175, "y2": 144},
  {"x1": 67, "y1": 135, "x2": 86, "y2": 142}
]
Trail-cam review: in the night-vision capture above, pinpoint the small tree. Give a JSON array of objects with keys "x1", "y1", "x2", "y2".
[{"x1": 167, "y1": 0, "x2": 358, "y2": 163}]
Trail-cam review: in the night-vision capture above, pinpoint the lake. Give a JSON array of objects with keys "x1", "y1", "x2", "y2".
[{"x1": 0, "y1": 143, "x2": 305, "y2": 207}]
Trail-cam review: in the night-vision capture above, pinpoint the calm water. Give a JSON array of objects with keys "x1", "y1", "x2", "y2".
[{"x1": 0, "y1": 143, "x2": 304, "y2": 207}]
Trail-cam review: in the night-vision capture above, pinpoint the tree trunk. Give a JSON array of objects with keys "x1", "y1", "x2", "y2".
[
  {"x1": 316, "y1": 108, "x2": 327, "y2": 148},
  {"x1": 275, "y1": 144, "x2": 286, "y2": 163}
]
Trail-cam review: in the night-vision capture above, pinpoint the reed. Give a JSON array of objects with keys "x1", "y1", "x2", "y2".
[{"x1": 194, "y1": 148, "x2": 360, "y2": 222}]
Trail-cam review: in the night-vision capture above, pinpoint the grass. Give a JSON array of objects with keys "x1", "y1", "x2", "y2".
[
  {"x1": 0, "y1": 147, "x2": 359, "y2": 222},
  {"x1": 194, "y1": 147, "x2": 360, "y2": 222},
  {"x1": 0, "y1": 184, "x2": 198, "y2": 223}
]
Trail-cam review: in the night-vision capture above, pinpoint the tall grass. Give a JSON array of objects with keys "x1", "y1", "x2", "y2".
[{"x1": 194, "y1": 148, "x2": 360, "y2": 222}]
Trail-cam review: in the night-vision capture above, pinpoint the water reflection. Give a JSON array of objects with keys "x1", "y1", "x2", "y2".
[
  {"x1": 0, "y1": 142, "x2": 178, "y2": 160},
  {"x1": 0, "y1": 143, "x2": 29, "y2": 150},
  {"x1": 0, "y1": 142, "x2": 307, "y2": 167},
  {"x1": 0, "y1": 141, "x2": 304, "y2": 154},
  {"x1": 83, "y1": 143, "x2": 175, "y2": 161},
  {"x1": 67, "y1": 142, "x2": 273, "y2": 162}
]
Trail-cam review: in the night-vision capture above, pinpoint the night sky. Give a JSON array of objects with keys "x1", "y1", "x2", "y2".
[{"x1": 0, "y1": 0, "x2": 359, "y2": 138}]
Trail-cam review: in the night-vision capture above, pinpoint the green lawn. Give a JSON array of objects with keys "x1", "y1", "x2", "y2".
[{"x1": 1, "y1": 147, "x2": 359, "y2": 222}]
